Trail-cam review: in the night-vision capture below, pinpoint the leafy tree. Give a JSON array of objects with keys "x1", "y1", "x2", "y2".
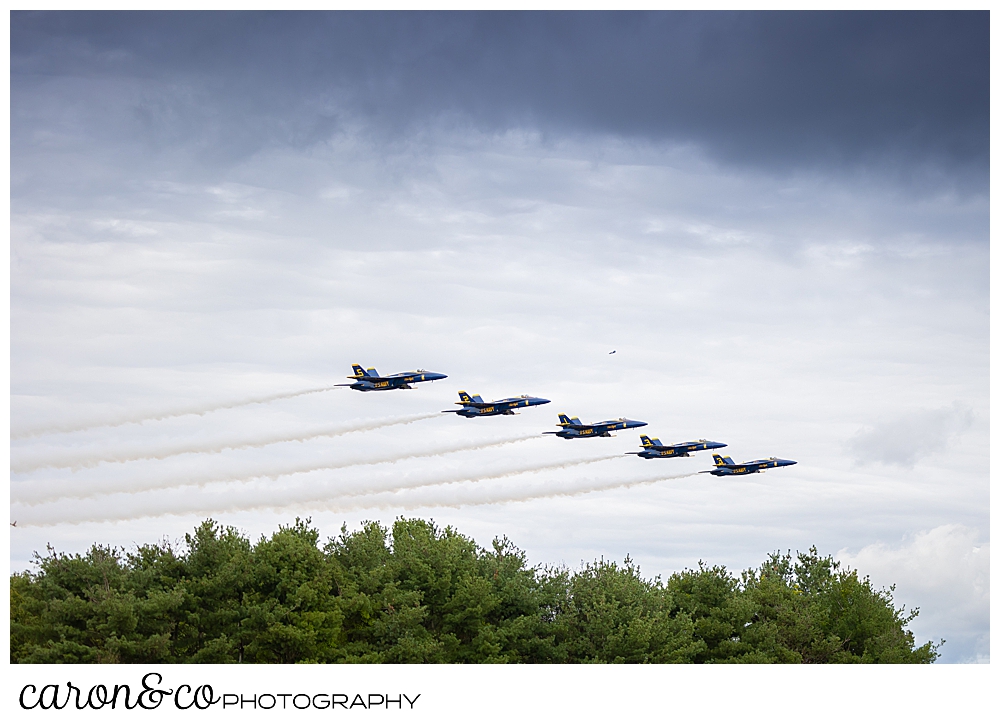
[
  {"x1": 666, "y1": 562, "x2": 755, "y2": 662},
  {"x1": 560, "y1": 557, "x2": 699, "y2": 663},
  {"x1": 665, "y1": 548, "x2": 941, "y2": 663},
  {"x1": 741, "y1": 548, "x2": 940, "y2": 663}
]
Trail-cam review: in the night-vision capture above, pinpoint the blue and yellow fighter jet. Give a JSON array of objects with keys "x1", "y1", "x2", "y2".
[
  {"x1": 702, "y1": 454, "x2": 797, "y2": 476},
  {"x1": 544, "y1": 413, "x2": 647, "y2": 439},
  {"x1": 443, "y1": 391, "x2": 551, "y2": 418},
  {"x1": 337, "y1": 364, "x2": 447, "y2": 391},
  {"x1": 627, "y1": 435, "x2": 728, "y2": 459}
]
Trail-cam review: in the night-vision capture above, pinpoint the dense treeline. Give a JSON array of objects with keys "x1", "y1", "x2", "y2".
[{"x1": 11, "y1": 518, "x2": 939, "y2": 663}]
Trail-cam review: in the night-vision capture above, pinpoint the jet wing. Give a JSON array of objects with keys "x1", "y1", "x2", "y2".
[
  {"x1": 455, "y1": 399, "x2": 497, "y2": 408},
  {"x1": 385, "y1": 370, "x2": 444, "y2": 382},
  {"x1": 560, "y1": 420, "x2": 605, "y2": 430},
  {"x1": 591, "y1": 420, "x2": 625, "y2": 430},
  {"x1": 349, "y1": 370, "x2": 387, "y2": 381}
]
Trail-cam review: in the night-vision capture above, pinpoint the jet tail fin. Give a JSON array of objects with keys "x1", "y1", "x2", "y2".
[
  {"x1": 457, "y1": 390, "x2": 474, "y2": 404},
  {"x1": 640, "y1": 435, "x2": 662, "y2": 448},
  {"x1": 713, "y1": 454, "x2": 735, "y2": 466},
  {"x1": 349, "y1": 364, "x2": 380, "y2": 378},
  {"x1": 557, "y1": 414, "x2": 581, "y2": 427}
]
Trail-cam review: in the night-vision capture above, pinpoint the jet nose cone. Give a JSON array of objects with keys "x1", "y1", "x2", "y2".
[
  {"x1": 429, "y1": 372, "x2": 447, "y2": 380},
  {"x1": 534, "y1": 397, "x2": 551, "y2": 405},
  {"x1": 781, "y1": 459, "x2": 798, "y2": 466},
  {"x1": 628, "y1": 420, "x2": 648, "y2": 428}
]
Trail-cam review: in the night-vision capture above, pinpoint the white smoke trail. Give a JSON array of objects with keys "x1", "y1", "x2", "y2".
[
  {"x1": 11, "y1": 411, "x2": 441, "y2": 473},
  {"x1": 14, "y1": 432, "x2": 542, "y2": 504},
  {"x1": 332, "y1": 454, "x2": 626, "y2": 502},
  {"x1": 14, "y1": 454, "x2": 632, "y2": 526},
  {"x1": 318, "y1": 470, "x2": 704, "y2": 515},
  {"x1": 10, "y1": 386, "x2": 343, "y2": 440}
]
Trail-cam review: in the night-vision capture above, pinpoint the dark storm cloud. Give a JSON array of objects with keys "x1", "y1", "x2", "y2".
[{"x1": 11, "y1": 10, "x2": 988, "y2": 181}]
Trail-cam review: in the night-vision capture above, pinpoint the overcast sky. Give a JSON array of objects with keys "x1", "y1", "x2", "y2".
[{"x1": 9, "y1": 11, "x2": 989, "y2": 663}]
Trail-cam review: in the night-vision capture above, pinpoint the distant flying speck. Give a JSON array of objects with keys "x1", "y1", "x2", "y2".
[{"x1": 609, "y1": 350, "x2": 616, "y2": 354}]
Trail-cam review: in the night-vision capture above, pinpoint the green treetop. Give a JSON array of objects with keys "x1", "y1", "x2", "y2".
[{"x1": 10, "y1": 518, "x2": 940, "y2": 664}]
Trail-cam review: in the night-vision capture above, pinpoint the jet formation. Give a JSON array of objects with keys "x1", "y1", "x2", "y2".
[{"x1": 340, "y1": 363, "x2": 796, "y2": 476}]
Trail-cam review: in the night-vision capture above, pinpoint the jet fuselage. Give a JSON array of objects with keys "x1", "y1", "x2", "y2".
[
  {"x1": 545, "y1": 414, "x2": 647, "y2": 439},
  {"x1": 705, "y1": 455, "x2": 797, "y2": 476},
  {"x1": 338, "y1": 365, "x2": 447, "y2": 391},
  {"x1": 445, "y1": 392, "x2": 551, "y2": 418},
  {"x1": 628, "y1": 438, "x2": 728, "y2": 459}
]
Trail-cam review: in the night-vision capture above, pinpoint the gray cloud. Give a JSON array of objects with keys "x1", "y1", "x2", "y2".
[
  {"x1": 846, "y1": 403, "x2": 974, "y2": 468},
  {"x1": 11, "y1": 11, "x2": 988, "y2": 186}
]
